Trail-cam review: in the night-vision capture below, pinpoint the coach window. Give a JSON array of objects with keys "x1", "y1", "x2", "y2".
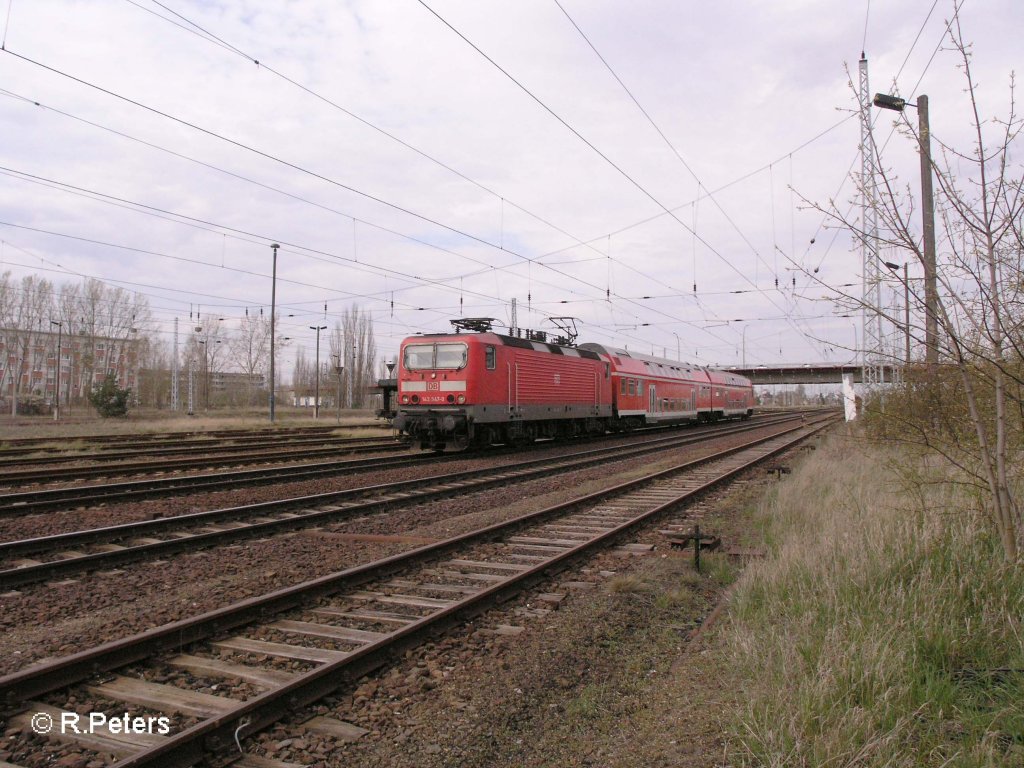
[
  {"x1": 620, "y1": 378, "x2": 627, "y2": 396},
  {"x1": 485, "y1": 345, "x2": 496, "y2": 370},
  {"x1": 628, "y1": 379, "x2": 635, "y2": 396}
]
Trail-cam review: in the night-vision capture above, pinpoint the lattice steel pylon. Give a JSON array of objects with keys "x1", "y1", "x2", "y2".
[
  {"x1": 859, "y1": 53, "x2": 885, "y2": 385},
  {"x1": 171, "y1": 317, "x2": 180, "y2": 411}
]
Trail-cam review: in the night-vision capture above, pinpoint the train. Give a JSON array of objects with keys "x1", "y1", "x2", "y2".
[{"x1": 392, "y1": 321, "x2": 754, "y2": 451}]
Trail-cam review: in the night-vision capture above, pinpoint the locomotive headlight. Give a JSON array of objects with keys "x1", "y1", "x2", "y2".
[
  {"x1": 457, "y1": 394, "x2": 466, "y2": 404},
  {"x1": 411, "y1": 395, "x2": 420, "y2": 404},
  {"x1": 401, "y1": 395, "x2": 409, "y2": 404},
  {"x1": 446, "y1": 394, "x2": 455, "y2": 404}
]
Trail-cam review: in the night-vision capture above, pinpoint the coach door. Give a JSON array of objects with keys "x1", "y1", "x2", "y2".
[{"x1": 649, "y1": 383, "x2": 656, "y2": 414}]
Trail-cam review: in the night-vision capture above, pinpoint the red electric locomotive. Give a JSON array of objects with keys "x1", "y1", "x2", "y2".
[
  {"x1": 394, "y1": 321, "x2": 754, "y2": 450},
  {"x1": 394, "y1": 328, "x2": 612, "y2": 450}
]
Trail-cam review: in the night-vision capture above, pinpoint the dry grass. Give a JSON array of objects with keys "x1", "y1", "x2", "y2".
[
  {"x1": 605, "y1": 573, "x2": 652, "y2": 593},
  {"x1": 725, "y1": 431, "x2": 1024, "y2": 767}
]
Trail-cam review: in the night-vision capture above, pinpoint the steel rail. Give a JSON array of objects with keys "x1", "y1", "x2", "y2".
[
  {"x1": 0, "y1": 424, "x2": 353, "y2": 451},
  {"x1": 0, "y1": 417, "x2": 804, "y2": 588},
  {"x1": 0, "y1": 434, "x2": 398, "y2": 470},
  {"x1": 0, "y1": 413, "x2": 803, "y2": 516},
  {"x1": 0, "y1": 438, "x2": 404, "y2": 484},
  {"x1": 1, "y1": 416, "x2": 836, "y2": 767},
  {"x1": 0, "y1": 415, "x2": 833, "y2": 706}
]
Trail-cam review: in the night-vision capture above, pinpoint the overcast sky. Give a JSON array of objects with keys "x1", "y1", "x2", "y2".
[{"x1": 0, "y1": 0, "x2": 1019, "y2": 375}]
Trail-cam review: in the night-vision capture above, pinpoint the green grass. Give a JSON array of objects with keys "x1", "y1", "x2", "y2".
[{"x1": 726, "y1": 434, "x2": 1024, "y2": 767}]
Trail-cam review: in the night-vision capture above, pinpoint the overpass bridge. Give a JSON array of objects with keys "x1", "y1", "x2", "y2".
[{"x1": 720, "y1": 363, "x2": 899, "y2": 385}]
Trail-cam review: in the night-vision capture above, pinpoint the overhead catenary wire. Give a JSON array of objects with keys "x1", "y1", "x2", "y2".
[
  {"x1": 2, "y1": 3, "x2": 953, "y2": 364},
  {"x1": 552, "y1": 0, "x2": 777, "y2": 291},
  {"x1": 1, "y1": 0, "x2": 13, "y2": 50},
  {"x1": 0, "y1": 72, "x2": 694, "y2": 339},
  {"x1": 2, "y1": 49, "x2": 856, "y2": 344},
  {"x1": 418, "y1": 0, "x2": 850, "y2": 363},
  {"x1": 122, "y1": 0, "x2": 773, "y2": 354},
  {"x1": 125, "y1": 0, "x2": 691, "y2": 306}
]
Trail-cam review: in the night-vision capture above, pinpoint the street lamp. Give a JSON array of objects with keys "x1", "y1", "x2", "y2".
[
  {"x1": 50, "y1": 320, "x2": 62, "y2": 420},
  {"x1": 333, "y1": 354, "x2": 344, "y2": 424},
  {"x1": 269, "y1": 243, "x2": 279, "y2": 423},
  {"x1": 196, "y1": 339, "x2": 212, "y2": 411},
  {"x1": 884, "y1": 261, "x2": 911, "y2": 364},
  {"x1": 309, "y1": 325, "x2": 327, "y2": 419},
  {"x1": 873, "y1": 92, "x2": 938, "y2": 365}
]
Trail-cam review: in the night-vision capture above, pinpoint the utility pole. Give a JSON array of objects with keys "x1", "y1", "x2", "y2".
[
  {"x1": 884, "y1": 261, "x2": 912, "y2": 366},
  {"x1": 917, "y1": 95, "x2": 938, "y2": 366},
  {"x1": 310, "y1": 325, "x2": 326, "y2": 419},
  {"x1": 334, "y1": 354, "x2": 343, "y2": 424},
  {"x1": 269, "y1": 243, "x2": 279, "y2": 423},
  {"x1": 349, "y1": 340, "x2": 357, "y2": 409},
  {"x1": 904, "y1": 262, "x2": 911, "y2": 364},
  {"x1": 171, "y1": 317, "x2": 180, "y2": 411},
  {"x1": 50, "y1": 320, "x2": 62, "y2": 420},
  {"x1": 874, "y1": 91, "x2": 938, "y2": 366},
  {"x1": 187, "y1": 358, "x2": 195, "y2": 416}
]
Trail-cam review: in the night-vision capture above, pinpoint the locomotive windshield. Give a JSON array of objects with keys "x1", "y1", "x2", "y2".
[{"x1": 403, "y1": 342, "x2": 468, "y2": 370}]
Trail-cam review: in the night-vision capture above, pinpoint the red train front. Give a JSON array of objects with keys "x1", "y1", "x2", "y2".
[{"x1": 394, "y1": 330, "x2": 613, "y2": 450}]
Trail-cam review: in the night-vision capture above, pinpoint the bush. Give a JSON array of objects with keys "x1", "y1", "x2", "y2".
[{"x1": 88, "y1": 374, "x2": 131, "y2": 418}]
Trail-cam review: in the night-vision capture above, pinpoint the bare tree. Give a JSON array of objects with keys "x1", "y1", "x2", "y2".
[
  {"x1": 228, "y1": 313, "x2": 272, "y2": 406},
  {"x1": 0, "y1": 271, "x2": 14, "y2": 407},
  {"x1": 4, "y1": 275, "x2": 53, "y2": 415},
  {"x1": 805, "y1": 12, "x2": 1023, "y2": 560},
  {"x1": 328, "y1": 306, "x2": 378, "y2": 409},
  {"x1": 63, "y1": 279, "x2": 151, "y2": 405}
]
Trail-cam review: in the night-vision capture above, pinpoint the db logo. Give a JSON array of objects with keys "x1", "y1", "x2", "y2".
[{"x1": 426, "y1": 382, "x2": 439, "y2": 390}]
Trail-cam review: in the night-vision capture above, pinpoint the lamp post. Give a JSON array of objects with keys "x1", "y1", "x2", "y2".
[
  {"x1": 349, "y1": 340, "x2": 357, "y2": 409},
  {"x1": 333, "y1": 354, "x2": 343, "y2": 424},
  {"x1": 741, "y1": 324, "x2": 748, "y2": 368},
  {"x1": 873, "y1": 92, "x2": 938, "y2": 365},
  {"x1": 884, "y1": 261, "x2": 911, "y2": 364},
  {"x1": 50, "y1": 320, "x2": 62, "y2": 420},
  {"x1": 269, "y1": 243, "x2": 279, "y2": 423},
  {"x1": 197, "y1": 339, "x2": 209, "y2": 410},
  {"x1": 309, "y1": 325, "x2": 327, "y2": 419}
]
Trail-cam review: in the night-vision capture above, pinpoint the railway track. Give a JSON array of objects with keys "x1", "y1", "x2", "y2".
[
  {"x1": 0, "y1": 436, "x2": 405, "y2": 486},
  {"x1": 0, "y1": 424, "x2": 382, "y2": 454},
  {"x1": 0, "y1": 415, "x2": 811, "y2": 588},
  {"x1": 0, "y1": 413, "x2": 802, "y2": 515},
  {"x1": 0, "y1": 413, "x2": 835, "y2": 767},
  {"x1": 0, "y1": 433, "x2": 398, "y2": 470}
]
